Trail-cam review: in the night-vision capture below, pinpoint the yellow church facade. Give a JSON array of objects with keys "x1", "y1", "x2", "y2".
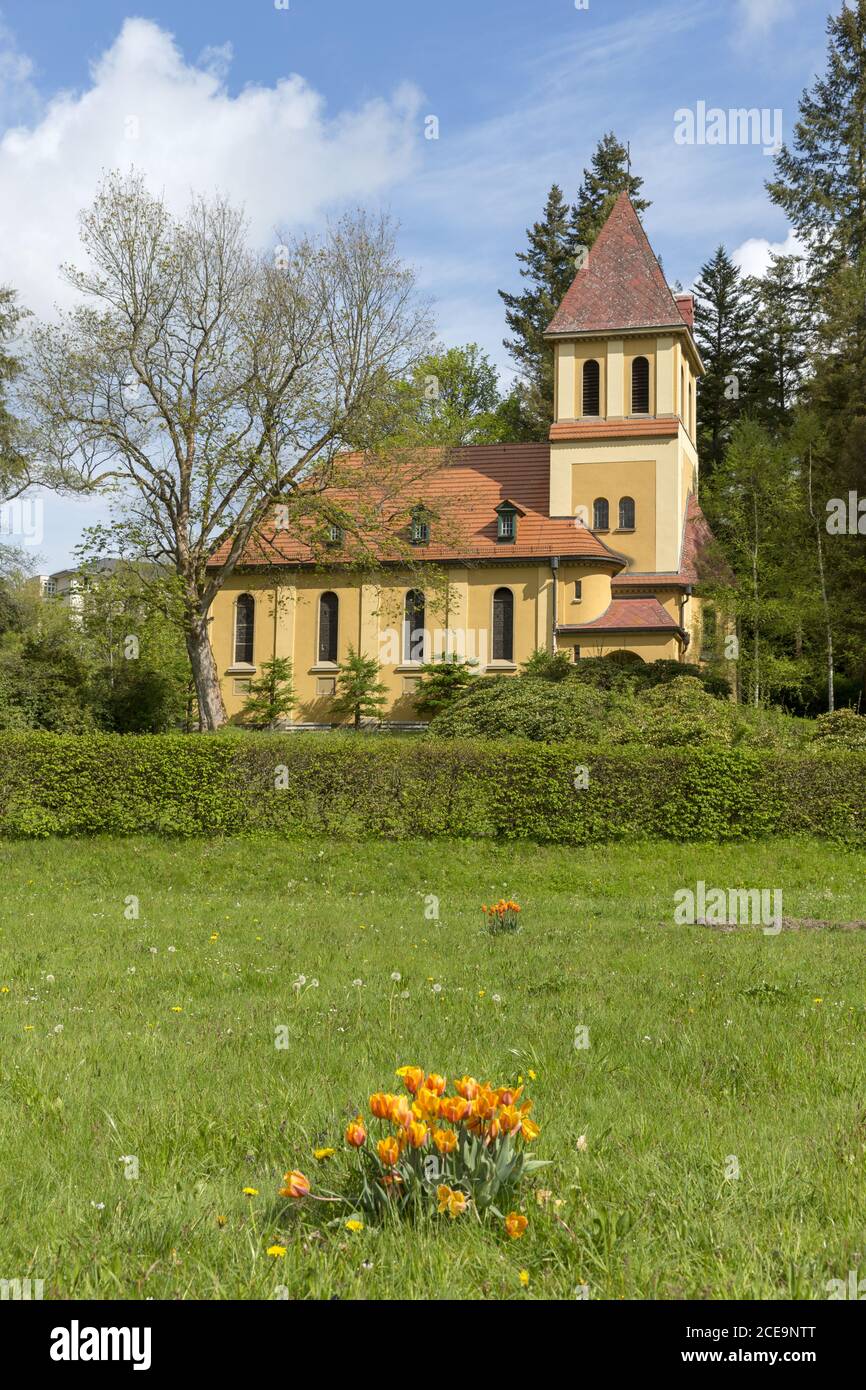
[{"x1": 207, "y1": 194, "x2": 713, "y2": 726}]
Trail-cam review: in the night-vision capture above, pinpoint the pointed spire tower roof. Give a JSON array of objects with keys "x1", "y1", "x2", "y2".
[{"x1": 545, "y1": 192, "x2": 694, "y2": 338}]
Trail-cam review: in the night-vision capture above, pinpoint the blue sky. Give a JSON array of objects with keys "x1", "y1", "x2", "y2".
[{"x1": 0, "y1": 0, "x2": 842, "y2": 570}]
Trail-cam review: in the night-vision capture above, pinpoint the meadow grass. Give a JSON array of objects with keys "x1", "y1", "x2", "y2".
[{"x1": 1, "y1": 834, "x2": 865, "y2": 1301}]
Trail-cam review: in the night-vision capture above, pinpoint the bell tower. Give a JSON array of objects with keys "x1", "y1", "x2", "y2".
[{"x1": 543, "y1": 193, "x2": 703, "y2": 578}]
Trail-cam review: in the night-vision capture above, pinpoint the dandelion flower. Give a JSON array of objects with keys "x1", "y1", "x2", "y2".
[
  {"x1": 519, "y1": 1270, "x2": 530, "y2": 1286},
  {"x1": 313, "y1": 1148, "x2": 335, "y2": 1161},
  {"x1": 243, "y1": 1187, "x2": 259, "y2": 1196},
  {"x1": 267, "y1": 1245, "x2": 287, "y2": 1258},
  {"x1": 345, "y1": 1219, "x2": 364, "y2": 1233}
]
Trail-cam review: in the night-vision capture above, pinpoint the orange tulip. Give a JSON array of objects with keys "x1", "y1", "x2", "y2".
[
  {"x1": 496, "y1": 1086, "x2": 523, "y2": 1107},
  {"x1": 471, "y1": 1090, "x2": 497, "y2": 1120},
  {"x1": 521, "y1": 1117, "x2": 540, "y2": 1142},
  {"x1": 377, "y1": 1136, "x2": 400, "y2": 1167},
  {"x1": 396, "y1": 1065, "x2": 425, "y2": 1095},
  {"x1": 388, "y1": 1095, "x2": 413, "y2": 1129},
  {"x1": 413, "y1": 1088, "x2": 441, "y2": 1119},
  {"x1": 454, "y1": 1076, "x2": 479, "y2": 1101},
  {"x1": 504, "y1": 1211, "x2": 528, "y2": 1239},
  {"x1": 433, "y1": 1127, "x2": 458, "y2": 1154},
  {"x1": 345, "y1": 1116, "x2": 367, "y2": 1147},
  {"x1": 439, "y1": 1094, "x2": 469, "y2": 1124},
  {"x1": 437, "y1": 1184, "x2": 469, "y2": 1218},
  {"x1": 425, "y1": 1073, "x2": 448, "y2": 1096},
  {"x1": 407, "y1": 1120, "x2": 429, "y2": 1149},
  {"x1": 279, "y1": 1170, "x2": 310, "y2": 1199},
  {"x1": 498, "y1": 1104, "x2": 522, "y2": 1134},
  {"x1": 369, "y1": 1092, "x2": 392, "y2": 1119}
]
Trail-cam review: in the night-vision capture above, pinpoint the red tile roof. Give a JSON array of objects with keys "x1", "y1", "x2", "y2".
[
  {"x1": 545, "y1": 193, "x2": 693, "y2": 337},
  {"x1": 208, "y1": 445, "x2": 628, "y2": 570},
  {"x1": 558, "y1": 596, "x2": 684, "y2": 636},
  {"x1": 550, "y1": 418, "x2": 680, "y2": 442}
]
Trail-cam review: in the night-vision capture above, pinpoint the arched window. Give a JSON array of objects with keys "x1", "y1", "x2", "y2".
[
  {"x1": 631, "y1": 356, "x2": 650, "y2": 414},
  {"x1": 582, "y1": 359, "x2": 600, "y2": 416},
  {"x1": 492, "y1": 587, "x2": 514, "y2": 662},
  {"x1": 403, "y1": 589, "x2": 426, "y2": 663},
  {"x1": 593, "y1": 497, "x2": 609, "y2": 530},
  {"x1": 234, "y1": 594, "x2": 255, "y2": 665},
  {"x1": 619, "y1": 496, "x2": 635, "y2": 529},
  {"x1": 318, "y1": 592, "x2": 338, "y2": 664}
]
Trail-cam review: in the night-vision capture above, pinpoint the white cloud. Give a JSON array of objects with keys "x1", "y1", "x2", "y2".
[
  {"x1": 731, "y1": 227, "x2": 802, "y2": 276},
  {"x1": 0, "y1": 17, "x2": 423, "y2": 318},
  {"x1": 0, "y1": 16, "x2": 38, "y2": 127},
  {"x1": 734, "y1": 0, "x2": 795, "y2": 39}
]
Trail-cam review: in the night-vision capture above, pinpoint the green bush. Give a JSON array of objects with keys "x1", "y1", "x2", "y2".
[
  {"x1": 812, "y1": 707, "x2": 866, "y2": 747},
  {"x1": 0, "y1": 732, "x2": 863, "y2": 845},
  {"x1": 429, "y1": 671, "x2": 804, "y2": 750}
]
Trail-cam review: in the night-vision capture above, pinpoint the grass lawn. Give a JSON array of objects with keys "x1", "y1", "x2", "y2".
[{"x1": 1, "y1": 834, "x2": 865, "y2": 1301}]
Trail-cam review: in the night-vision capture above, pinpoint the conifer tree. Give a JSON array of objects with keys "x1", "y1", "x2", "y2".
[
  {"x1": 767, "y1": 0, "x2": 866, "y2": 701},
  {"x1": 498, "y1": 134, "x2": 649, "y2": 439},
  {"x1": 746, "y1": 253, "x2": 812, "y2": 430},
  {"x1": 767, "y1": 0, "x2": 866, "y2": 275},
  {"x1": 571, "y1": 131, "x2": 650, "y2": 249},
  {"x1": 241, "y1": 657, "x2": 295, "y2": 729},
  {"x1": 498, "y1": 184, "x2": 577, "y2": 440},
  {"x1": 693, "y1": 247, "x2": 753, "y2": 479},
  {"x1": 332, "y1": 647, "x2": 388, "y2": 729}
]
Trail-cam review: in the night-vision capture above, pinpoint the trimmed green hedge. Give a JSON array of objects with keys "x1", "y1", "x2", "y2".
[{"x1": 0, "y1": 732, "x2": 864, "y2": 844}]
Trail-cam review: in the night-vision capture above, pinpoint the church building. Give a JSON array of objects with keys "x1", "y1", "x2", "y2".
[{"x1": 208, "y1": 194, "x2": 713, "y2": 726}]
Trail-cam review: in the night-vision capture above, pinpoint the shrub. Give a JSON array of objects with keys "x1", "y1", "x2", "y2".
[
  {"x1": 0, "y1": 732, "x2": 864, "y2": 845},
  {"x1": 812, "y1": 707, "x2": 866, "y2": 747},
  {"x1": 429, "y1": 676, "x2": 612, "y2": 742},
  {"x1": 520, "y1": 648, "x2": 573, "y2": 680},
  {"x1": 430, "y1": 671, "x2": 809, "y2": 751},
  {"x1": 570, "y1": 656, "x2": 730, "y2": 698}
]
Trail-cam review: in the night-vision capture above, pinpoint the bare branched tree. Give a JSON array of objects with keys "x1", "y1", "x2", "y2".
[{"x1": 26, "y1": 171, "x2": 434, "y2": 728}]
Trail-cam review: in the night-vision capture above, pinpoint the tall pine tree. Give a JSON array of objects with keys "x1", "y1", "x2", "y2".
[
  {"x1": 768, "y1": 0, "x2": 866, "y2": 702},
  {"x1": 572, "y1": 131, "x2": 650, "y2": 249},
  {"x1": 746, "y1": 253, "x2": 812, "y2": 430},
  {"x1": 498, "y1": 134, "x2": 649, "y2": 439},
  {"x1": 498, "y1": 184, "x2": 578, "y2": 440},
  {"x1": 693, "y1": 247, "x2": 753, "y2": 480}
]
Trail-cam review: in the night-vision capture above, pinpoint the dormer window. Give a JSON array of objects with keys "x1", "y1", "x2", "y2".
[
  {"x1": 495, "y1": 498, "x2": 524, "y2": 544},
  {"x1": 326, "y1": 522, "x2": 343, "y2": 547},
  {"x1": 410, "y1": 506, "x2": 431, "y2": 545}
]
